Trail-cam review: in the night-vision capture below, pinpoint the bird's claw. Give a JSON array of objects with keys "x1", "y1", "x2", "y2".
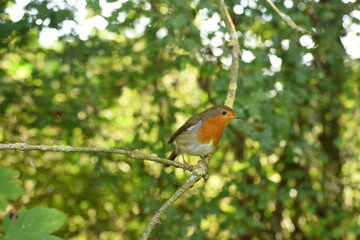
[
  {"x1": 197, "y1": 158, "x2": 208, "y2": 169},
  {"x1": 197, "y1": 158, "x2": 209, "y2": 180}
]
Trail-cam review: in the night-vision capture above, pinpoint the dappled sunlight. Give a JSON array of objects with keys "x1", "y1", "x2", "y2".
[
  {"x1": 6, "y1": 0, "x2": 360, "y2": 59},
  {"x1": 1, "y1": 0, "x2": 360, "y2": 239}
]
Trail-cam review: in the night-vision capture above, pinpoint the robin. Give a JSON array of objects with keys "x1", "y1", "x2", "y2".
[{"x1": 168, "y1": 105, "x2": 240, "y2": 165}]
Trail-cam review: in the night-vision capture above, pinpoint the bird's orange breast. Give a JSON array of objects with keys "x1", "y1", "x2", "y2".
[{"x1": 196, "y1": 115, "x2": 233, "y2": 146}]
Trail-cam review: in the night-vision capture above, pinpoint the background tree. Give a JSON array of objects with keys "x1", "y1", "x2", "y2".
[{"x1": 1, "y1": 0, "x2": 360, "y2": 239}]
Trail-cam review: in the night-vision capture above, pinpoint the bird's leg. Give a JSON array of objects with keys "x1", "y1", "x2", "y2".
[{"x1": 181, "y1": 154, "x2": 190, "y2": 170}]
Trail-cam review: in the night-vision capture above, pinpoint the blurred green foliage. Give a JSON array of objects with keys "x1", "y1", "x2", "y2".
[{"x1": 1, "y1": 0, "x2": 360, "y2": 239}]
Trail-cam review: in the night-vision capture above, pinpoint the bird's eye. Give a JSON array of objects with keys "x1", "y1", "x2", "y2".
[{"x1": 221, "y1": 110, "x2": 227, "y2": 115}]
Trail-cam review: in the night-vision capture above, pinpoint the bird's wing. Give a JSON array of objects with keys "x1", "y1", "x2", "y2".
[{"x1": 168, "y1": 118, "x2": 202, "y2": 143}]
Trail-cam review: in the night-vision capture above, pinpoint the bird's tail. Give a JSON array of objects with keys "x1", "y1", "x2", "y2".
[{"x1": 168, "y1": 150, "x2": 178, "y2": 161}]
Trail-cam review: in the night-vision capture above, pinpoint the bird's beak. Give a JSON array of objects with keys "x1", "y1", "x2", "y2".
[{"x1": 232, "y1": 115, "x2": 241, "y2": 119}]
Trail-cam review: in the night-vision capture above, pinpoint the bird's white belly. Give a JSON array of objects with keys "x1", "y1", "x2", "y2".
[{"x1": 174, "y1": 135, "x2": 214, "y2": 157}]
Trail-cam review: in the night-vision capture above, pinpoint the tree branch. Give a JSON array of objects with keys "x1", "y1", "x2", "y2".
[
  {"x1": 0, "y1": 143, "x2": 194, "y2": 171},
  {"x1": 265, "y1": 0, "x2": 307, "y2": 33},
  {"x1": 216, "y1": 0, "x2": 241, "y2": 108},
  {"x1": 140, "y1": 163, "x2": 207, "y2": 240}
]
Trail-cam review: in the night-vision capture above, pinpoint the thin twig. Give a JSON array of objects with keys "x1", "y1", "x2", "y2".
[
  {"x1": 265, "y1": 0, "x2": 307, "y2": 33},
  {"x1": 140, "y1": 165, "x2": 207, "y2": 240},
  {"x1": 0, "y1": 143, "x2": 194, "y2": 171},
  {"x1": 216, "y1": 0, "x2": 241, "y2": 108}
]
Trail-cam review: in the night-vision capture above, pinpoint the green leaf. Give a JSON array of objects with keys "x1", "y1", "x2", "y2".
[
  {"x1": 42, "y1": 235, "x2": 63, "y2": 240},
  {"x1": 2, "y1": 207, "x2": 67, "y2": 240},
  {"x1": 0, "y1": 169, "x2": 23, "y2": 211}
]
